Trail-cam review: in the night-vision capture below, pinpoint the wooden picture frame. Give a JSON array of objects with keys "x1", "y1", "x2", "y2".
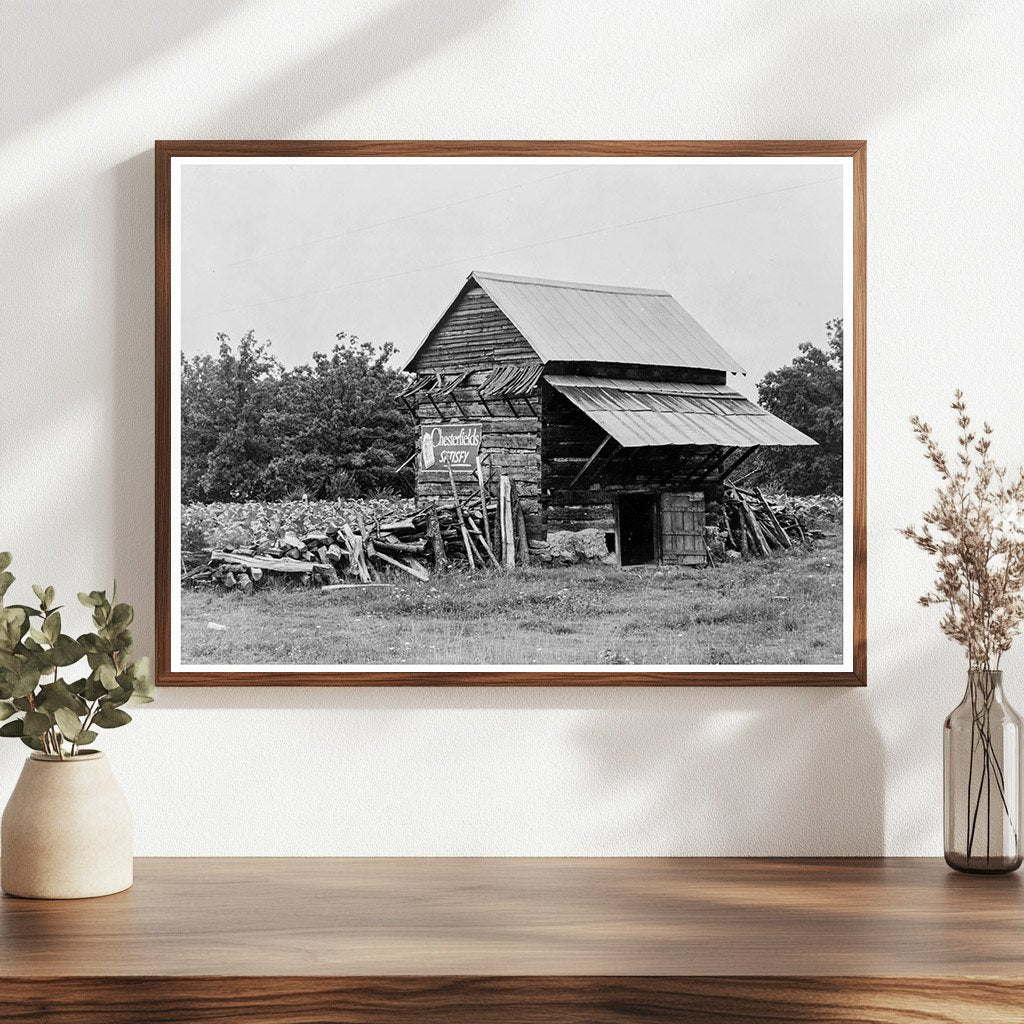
[{"x1": 156, "y1": 140, "x2": 866, "y2": 686}]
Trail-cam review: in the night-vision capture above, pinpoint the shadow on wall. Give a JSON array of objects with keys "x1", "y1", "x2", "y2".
[
  {"x1": 572, "y1": 687, "x2": 884, "y2": 855},
  {"x1": 725, "y1": 1, "x2": 972, "y2": 134},
  {"x1": 148, "y1": 680, "x2": 886, "y2": 856},
  {"x1": 101, "y1": 0, "x2": 508, "y2": 658}
]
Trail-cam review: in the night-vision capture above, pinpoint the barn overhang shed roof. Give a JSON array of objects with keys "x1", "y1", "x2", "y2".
[
  {"x1": 544, "y1": 375, "x2": 818, "y2": 449},
  {"x1": 403, "y1": 271, "x2": 746, "y2": 375}
]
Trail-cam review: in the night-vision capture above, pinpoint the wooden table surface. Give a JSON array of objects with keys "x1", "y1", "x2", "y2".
[{"x1": 3, "y1": 857, "x2": 1023, "y2": 1023}]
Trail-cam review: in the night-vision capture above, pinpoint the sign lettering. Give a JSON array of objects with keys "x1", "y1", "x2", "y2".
[{"x1": 419, "y1": 423, "x2": 482, "y2": 474}]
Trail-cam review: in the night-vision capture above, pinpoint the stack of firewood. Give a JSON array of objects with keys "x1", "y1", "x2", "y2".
[
  {"x1": 182, "y1": 471, "x2": 531, "y2": 591},
  {"x1": 716, "y1": 485, "x2": 814, "y2": 557}
]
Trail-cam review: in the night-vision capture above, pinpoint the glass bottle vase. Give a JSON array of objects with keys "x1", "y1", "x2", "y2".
[{"x1": 944, "y1": 669, "x2": 1023, "y2": 873}]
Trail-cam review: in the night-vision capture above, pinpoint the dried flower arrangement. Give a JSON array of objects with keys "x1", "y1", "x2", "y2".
[{"x1": 902, "y1": 391, "x2": 1024, "y2": 668}]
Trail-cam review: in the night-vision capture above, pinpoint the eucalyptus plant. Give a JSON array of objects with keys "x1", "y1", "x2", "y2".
[{"x1": 0, "y1": 553, "x2": 153, "y2": 759}]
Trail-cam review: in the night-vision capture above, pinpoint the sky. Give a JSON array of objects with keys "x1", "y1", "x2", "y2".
[{"x1": 180, "y1": 158, "x2": 845, "y2": 401}]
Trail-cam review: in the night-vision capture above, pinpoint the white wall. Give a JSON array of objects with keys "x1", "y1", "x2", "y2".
[{"x1": 2, "y1": 0, "x2": 1022, "y2": 856}]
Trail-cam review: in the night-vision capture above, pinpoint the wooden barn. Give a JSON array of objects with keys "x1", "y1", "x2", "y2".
[{"x1": 400, "y1": 271, "x2": 816, "y2": 566}]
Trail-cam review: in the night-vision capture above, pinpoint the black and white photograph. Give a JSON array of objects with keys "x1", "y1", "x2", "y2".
[{"x1": 165, "y1": 148, "x2": 858, "y2": 680}]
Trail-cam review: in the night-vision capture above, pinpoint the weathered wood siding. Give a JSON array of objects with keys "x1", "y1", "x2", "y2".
[
  {"x1": 413, "y1": 387, "x2": 544, "y2": 538},
  {"x1": 408, "y1": 284, "x2": 537, "y2": 374},
  {"x1": 540, "y1": 379, "x2": 732, "y2": 535}
]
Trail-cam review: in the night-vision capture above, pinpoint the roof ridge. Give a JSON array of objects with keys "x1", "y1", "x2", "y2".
[{"x1": 471, "y1": 270, "x2": 669, "y2": 297}]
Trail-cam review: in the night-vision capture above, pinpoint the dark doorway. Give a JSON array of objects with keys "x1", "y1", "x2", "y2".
[{"x1": 617, "y1": 493, "x2": 659, "y2": 565}]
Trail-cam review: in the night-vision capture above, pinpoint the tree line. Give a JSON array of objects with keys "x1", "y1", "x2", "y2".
[
  {"x1": 180, "y1": 319, "x2": 843, "y2": 505},
  {"x1": 180, "y1": 332, "x2": 412, "y2": 503},
  {"x1": 752, "y1": 317, "x2": 843, "y2": 495}
]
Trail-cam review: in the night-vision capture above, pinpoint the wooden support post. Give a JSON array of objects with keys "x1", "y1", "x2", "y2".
[
  {"x1": 720, "y1": 446, "x2": 760, "y2": 485},
  {"x1": 466, "y1": 515, "x2": 500, "y2": 568},
  {"x1": 475, "y1": 457, "x2": 493, "y2": 551},
  {"x1": 426, "y1": 506, "x2": 449, "y2": 571},
  {"x1": 568, "y1": 435, "x2": 613, "y2": 490},
  {"x1": 447, "y1": 467, "x2": 476, "y2": 569},
  {"x1": 499, "y1": 475, "x2": 515, "y2": 569},
  {"x1": 508, "y1": 477, "x2": 530, "y2": 567}
]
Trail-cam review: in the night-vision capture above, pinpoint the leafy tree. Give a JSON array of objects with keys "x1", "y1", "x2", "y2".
[
  {"x1": 261, "y1": 334, "x2": 412, "y2": 499},
  {"x1": 180, "y1": 331, "x2": 412, "y2": 503},
  {"x1": 180, "y1": 331, "x2": 282, "y2": 502},
  {"x1": 750, "y1": 318, "x2": 843, "y2": 495}
]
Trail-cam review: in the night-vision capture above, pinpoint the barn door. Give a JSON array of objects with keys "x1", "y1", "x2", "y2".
[{"x1": 660, "y1": 492, "x2": 705, "y2": 566}]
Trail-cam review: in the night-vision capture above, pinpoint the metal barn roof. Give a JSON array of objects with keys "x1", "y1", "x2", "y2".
[
  {"x1": 405, "y1": 271, "x2": 747, "y2": 374},
  {"x1": 544, "y1": 375, "x2": 817, "y2": 449}
]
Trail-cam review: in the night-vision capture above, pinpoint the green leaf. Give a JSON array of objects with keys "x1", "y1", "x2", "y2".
[
  {"x1": 0, "y1": 606, "x2": 26, "y2": 651},
  {"x1": 36, "y1": 678, "x2": 88, "y2": 716},
  {"x1": 7, "y1": 604, "x2": 42, "y2": 619},
  {"x1": 49, "y1": 635, "x2": 85, "y2": 668},
  {"x1": 98, "y1": 663, "x2": 118, "y2": 690},
  {"x1": 31, "y1": 584, "x2": 47, "y2": 608},
  {"x1": 81, "y1": 635, "x2": 112, "y2": 656},
  {"x1": 54, "y1": 707, "x2": 85, "y2": 741},
  {"x1": 44, "y1": 586, "x2": 55, "y2": 609},
  {"x1": 74, "y1": 730, "x2": 97, "y2": 747},
  {"x1": 78, "y1": 592, "x2": 100, "y2": 608},
  {"x1": 104, "y1": 684, "x2": 132, "y2": 708},
  {"x1": 83, "y1": 674, "x2": 108, "y2": 701},
  {"x1": 28, "y1": 626, "x2": 49, "y2": 646},
  {"x1": 19, "y1": 734, "x2": 45, "y2": 752},
  {"x1": 11, "y1": 665, "x2": 41, "y2": 699},
  {"x1": 0, "y1": 571, "x2": 14, "y2": 602},
  {"x1": 93, "y1": 705, "x2": 131, "y2": 729},
  {"x1": 0, "y1": 553, "x2": 11, "y2": 573},
  {"x1": 42, "y1": 611, "x2": 60, "y2": 644},
  {"x1": 0, "y1": 718, "x2": 24, "y2": 737},
  {"x1": 110, "y1": 603, "x2": 134, "y2": 629},
  {"x1": 22, "y1": 711, "x2": 50, "y2": 738},
  {"x1": 0, "y1": 701, "x2": 16, "y2": 721}
]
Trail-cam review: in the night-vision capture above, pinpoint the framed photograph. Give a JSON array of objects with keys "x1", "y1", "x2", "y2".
[{"x1": 156, "y1": 141, "x2": 865, "y2": 686}]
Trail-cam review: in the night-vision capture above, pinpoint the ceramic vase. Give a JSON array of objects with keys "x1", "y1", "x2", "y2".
[{"x1": 1, "y1": 751, "x2": 133, "y2": 898}]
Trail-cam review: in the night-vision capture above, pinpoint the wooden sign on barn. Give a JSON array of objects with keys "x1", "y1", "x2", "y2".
[{"x1": 400, "y1": 271, "x2": 816, "y2": 567}]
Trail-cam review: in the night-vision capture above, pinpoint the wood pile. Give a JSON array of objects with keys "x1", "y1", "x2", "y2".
[
  {"x1": 182, "y1": 469, "x2": 531, "y2": 591},
  {"x1": 714, "y1": 485, "x2": 817, "y2": 559}
]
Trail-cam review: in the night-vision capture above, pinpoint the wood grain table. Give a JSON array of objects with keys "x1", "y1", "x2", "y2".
[{"x1": 1, "y1": 857, "x2": 1022, "y2": 1023}]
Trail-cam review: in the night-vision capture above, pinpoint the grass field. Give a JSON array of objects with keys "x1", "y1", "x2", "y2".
[{"x1": 180, "y1": 538, "x2": 844, "y2": 667}]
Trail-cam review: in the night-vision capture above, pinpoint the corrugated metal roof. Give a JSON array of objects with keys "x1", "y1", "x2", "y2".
[
  {"x1": 545, "y1": 375, "x2": 817, "y2": 449},
  {"x1": 474, "y1": 272, "x2": 745, "y2": 374},
  {"x1": 403, "y1": 271, "x2": 746, "y2": 374}
]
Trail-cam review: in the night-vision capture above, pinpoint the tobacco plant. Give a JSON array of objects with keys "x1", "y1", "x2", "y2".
[{"x1": 0, "y1": 553, "x2": 153, "y2": 759}]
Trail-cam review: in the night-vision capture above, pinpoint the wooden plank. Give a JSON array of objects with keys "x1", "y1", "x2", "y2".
[
  {"x1": 755, "y1": 486, "x2": 792, "y2": 549},
  {"x1": 499, "y1": 475, "x2": 515, "y2": 568},
  {"x1": 209, "y1": 552, "x2": 315, "y2": 574},
  {"x1": 509, "y1": 477, "x2": 530, "y2": 566},
  {"x1": 372, "y1": 548, "x2": 430, "y2": 581},
  {"x1": 447, "y1": 467, "x2": 476, "y2": 568}
]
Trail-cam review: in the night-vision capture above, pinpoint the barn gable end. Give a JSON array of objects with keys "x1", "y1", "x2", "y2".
[{"x1": 406, "y1": 283, "x2": 539, "y2": 375}]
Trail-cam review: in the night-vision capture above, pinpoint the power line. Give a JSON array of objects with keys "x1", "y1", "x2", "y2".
[
  {"x1": 223, "y1": 167, "x2": 586, "y2": 268},
  {"x1": 184, "y1": 175, "x2": 842, "y2": 323}
]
